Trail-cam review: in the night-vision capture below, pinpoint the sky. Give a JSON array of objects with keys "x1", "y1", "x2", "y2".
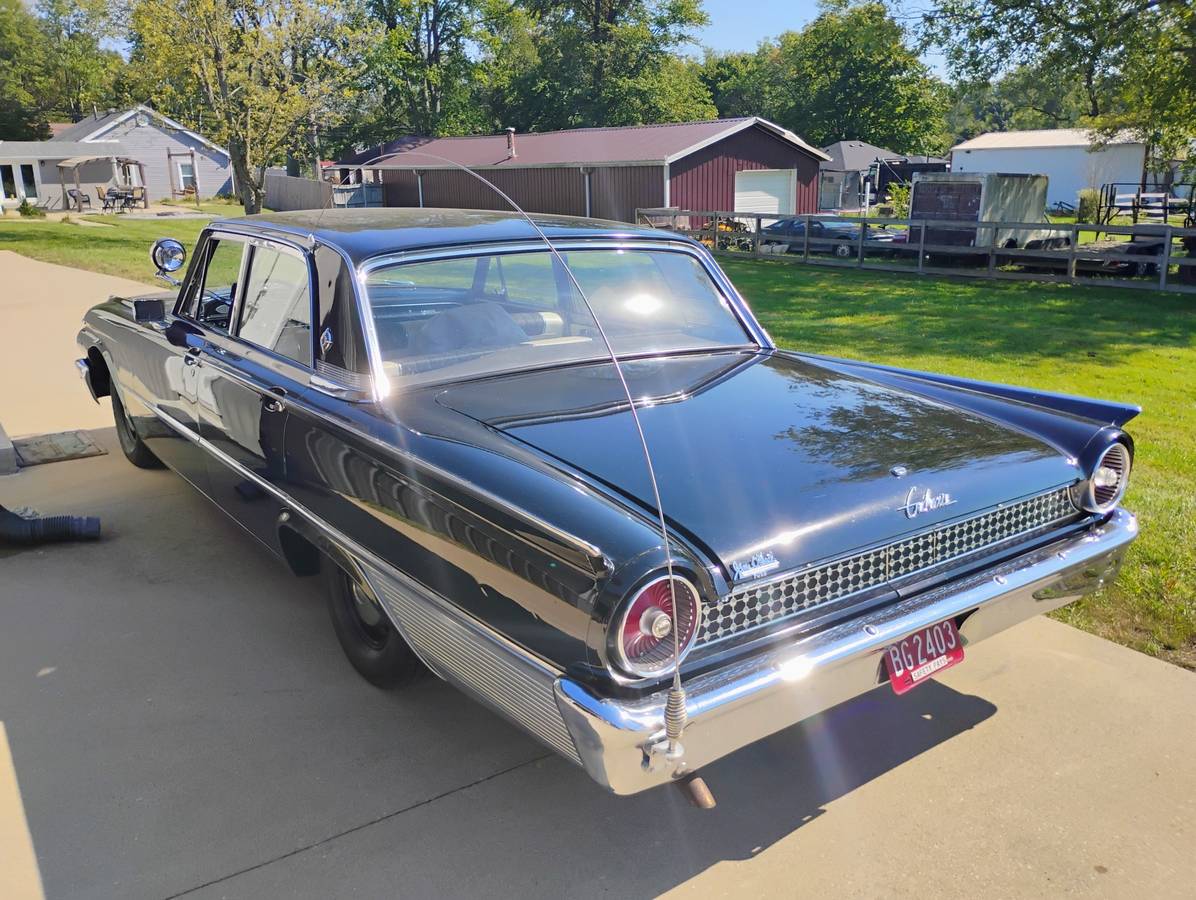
[{"x1": 694, "y1": 0, "x2": 823, "y2": 53}]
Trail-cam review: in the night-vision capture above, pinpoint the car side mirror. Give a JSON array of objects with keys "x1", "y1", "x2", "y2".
[
  {"x1": 133, "y1": 298, "x2": 165, "y2": 323},
  {"x1": 151, "y1": 238, "x2": 186, "y2": 286}
]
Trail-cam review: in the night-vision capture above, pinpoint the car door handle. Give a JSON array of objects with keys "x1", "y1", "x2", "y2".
[{"x1": 262, "y1": 387, "x2": 287, "y2": 413}]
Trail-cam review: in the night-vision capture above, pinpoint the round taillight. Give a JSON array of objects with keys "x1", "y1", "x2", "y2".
[
  {"x1": 612, "y1": 576, "x2": 702, "y2": 678},
  {"x1": 1077, "y1": 442, "x2": 1131, "y2": 513}
]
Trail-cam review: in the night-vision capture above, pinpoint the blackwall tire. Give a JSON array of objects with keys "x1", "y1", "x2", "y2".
[
  {"x1": 112, "y1": 390, "x2": 163, "y2": 469},
  {"x1": 324, "y1": 562, "x2": 422, "y2": 689}
]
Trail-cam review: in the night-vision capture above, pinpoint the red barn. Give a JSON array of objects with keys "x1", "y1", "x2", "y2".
[{"x1": 338, "y1": 118, "x2": 828, "y2": 223}]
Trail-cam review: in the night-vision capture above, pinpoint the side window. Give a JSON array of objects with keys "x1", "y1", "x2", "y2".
[
  {"x1": 182, "y1": 237, "x2": 245, "y2": 332},
  {"x1": 236, "y1": 244, "x2": 313, "y2": 366}
]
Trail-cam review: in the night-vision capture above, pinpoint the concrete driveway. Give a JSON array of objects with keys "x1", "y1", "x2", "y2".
[
  {"x1": 1, "y1": 257, "x2": 1194, "y2": 898},
  {"x1": 0, "y1": 250, "x2": 149, "y2": 438},
  {"x1": 1, "y1": 425, "x2": 1194, "y2": 899}
]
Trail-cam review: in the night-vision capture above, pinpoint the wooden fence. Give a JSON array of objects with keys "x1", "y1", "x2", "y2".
[
  {"x1": 264, "y1": 173, "x2": 333, "y2": 212},
  {"x1": 635, "y1": 208, "x2": 1196, "y2": 295}
]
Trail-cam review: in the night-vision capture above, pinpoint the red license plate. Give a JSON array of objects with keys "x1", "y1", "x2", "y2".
[{"x1": 884, "y1": 619, "x2": 964, "y2": 695}]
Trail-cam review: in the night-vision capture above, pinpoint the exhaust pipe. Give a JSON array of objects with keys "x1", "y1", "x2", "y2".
[{"x1": 0, "y1": 504, "x2": 100, "y2": 544}]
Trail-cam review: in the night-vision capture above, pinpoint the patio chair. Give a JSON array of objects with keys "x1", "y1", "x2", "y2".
[
  {"x1": 66, "y1": 189, "x2": 92, "y2": 212},
  {"x1": 96, "y1": 187, "x2": 116, "y2": 213},
  {"x1": 129, "y1": 186, "x2": 147, "y2": 209}
]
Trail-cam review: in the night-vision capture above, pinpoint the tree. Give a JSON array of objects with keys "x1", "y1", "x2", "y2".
[
  {"x1": 696, "y1": 48, "x2": 785, "y2": 122},
  {"x1": 484, "y1": 0, "x2": 715, "y2": 131},
  {"x1": 945, "y1": 65, "x2": 1090, "y2": 145},
  {"x1": 701, "y1": 2, "x2": 947, "y2": 155},
  {"x1": 772, "y1": 2, "x2": 946, "y2": 153},
  {"x1": 917, "y1": 0, "x2": 1195, "y2": 178},
  {"x1": 36, "y1": 0, "x2": 126, "y2": 122},
  {"x1": 358, "y1": 0, "x2": 489, "y2": 141},
  {"x1": 0, "y1": 0, "x2": 50, "y2": 139},
  {"x1": 127, "y1": 0, "x2": 364, "y2": 212}
]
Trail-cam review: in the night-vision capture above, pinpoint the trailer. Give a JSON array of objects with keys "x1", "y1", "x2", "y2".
[{"x1": 910, "y1": 172, "x2": 1062, "y2": 251}]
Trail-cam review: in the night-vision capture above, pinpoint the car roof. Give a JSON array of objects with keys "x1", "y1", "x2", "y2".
[{"x1": 210, "y1": 207, "x2": 682, "y2": 266}]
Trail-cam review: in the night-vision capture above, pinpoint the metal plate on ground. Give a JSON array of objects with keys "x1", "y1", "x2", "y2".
[{"x1": 13, "y1": 430, "x2": 107, "y2": 467}]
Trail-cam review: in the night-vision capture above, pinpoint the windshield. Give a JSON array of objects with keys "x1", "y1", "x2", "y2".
[{"x1": 362, "y1": 246, "x2": 752, "y2": 387}]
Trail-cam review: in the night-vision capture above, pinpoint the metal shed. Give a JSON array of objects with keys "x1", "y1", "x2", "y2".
[{"x1": 337, "y1": 118, "x2": 828, "y2": 222}]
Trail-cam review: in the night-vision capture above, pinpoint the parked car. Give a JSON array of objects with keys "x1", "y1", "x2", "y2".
[
  {"x1": 76, "y1": 209, "x2": 1138, "y2": 798},
  {"x1": 761, "y1": 216, "x2": 897, "y2": 257}
]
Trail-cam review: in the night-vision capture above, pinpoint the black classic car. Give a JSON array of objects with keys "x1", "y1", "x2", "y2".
[{"x1": 76, "y1": 208, "x2": 1138, "y2": 798}]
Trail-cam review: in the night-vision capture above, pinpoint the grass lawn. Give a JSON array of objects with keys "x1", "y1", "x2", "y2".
[
  {"x1": 0, "y1": 215, "x2": 212, "y2": 285},
  {"x1": 724, "y1": 257, "x2": 1195, "y2": 670},
  {"x1": 0, "y1": 214, "x2": 1191, "y2": 668}
]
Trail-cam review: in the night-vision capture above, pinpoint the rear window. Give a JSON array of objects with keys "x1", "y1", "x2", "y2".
[{"x1": 363, "y1": 247, "x2": 750, "y2": 387}]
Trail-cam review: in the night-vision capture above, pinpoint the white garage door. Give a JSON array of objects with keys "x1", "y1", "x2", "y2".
[{"x1": 734, "y1": 169, "x2": 796, "y2": 214}]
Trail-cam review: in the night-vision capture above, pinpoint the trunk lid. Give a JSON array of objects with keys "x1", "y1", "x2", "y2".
[{"x1": 435, "y1": 351, "x2": 1079, "y2": 576}]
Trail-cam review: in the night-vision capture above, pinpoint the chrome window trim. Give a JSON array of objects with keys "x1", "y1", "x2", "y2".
[
  {"x1": 354, "y1": 238, "x2": 774, "y2": 393},
  {"x1": 175, "y1": 230, "x2": 252, "y2": 329},
  {"x1": 181, "y1": 227, "x2": 319, "y2": 379},
  {"x1": 311, "y1": 236, "x2": 389, "y2": 404},
  {"x1": 231, "y1": 236, "x2": 316, "y2": 366}
]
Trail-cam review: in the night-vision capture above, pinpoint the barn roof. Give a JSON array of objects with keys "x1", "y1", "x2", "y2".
[
  {"x1": 341, "y1": 117, "x2": 829, "y2": 170},
  {"x1": 951, "y1": 129, "x2": 1140, "y2": 151}
]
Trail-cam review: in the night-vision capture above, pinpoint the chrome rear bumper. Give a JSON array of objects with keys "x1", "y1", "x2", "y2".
[{"x1": 553, "y1": 509, "x2": 1137, "y2": 794}]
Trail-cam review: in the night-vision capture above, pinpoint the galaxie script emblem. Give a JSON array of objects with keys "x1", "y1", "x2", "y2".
[
  {"x1": 730, "y1": 551, "x2": 781, "y2": 581},
  {"x1": 898, "y1": 487, "x2": 957, "y2": 519}
]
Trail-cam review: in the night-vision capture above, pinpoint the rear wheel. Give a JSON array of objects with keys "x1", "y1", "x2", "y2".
[
  {"x1": 324, "y1": 562, "x2": 422, "y2": 688},
  {"x1": 112, "y1": 390, "x2": 163, "y2": 469},
  {"x1": 833, "y1": 242, "x2": 852, "y2": 258}
]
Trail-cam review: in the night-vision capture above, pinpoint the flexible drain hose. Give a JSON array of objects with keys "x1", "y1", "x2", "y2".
[{"x1": 0, "y1": 504, "x2": 100, "y2": 544}]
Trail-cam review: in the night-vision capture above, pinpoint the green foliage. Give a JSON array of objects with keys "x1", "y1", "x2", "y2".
[
  {"x1": 920, "y1": 0, "x2": 1195, "y2": 176},
  {"x1": 126, "y1": 0, "x2": 367, "y2": 212},
  {"x1": 885, "y1": 183, "x2": 910, "y2": 218},
  {"x1": 483, "y1": 0, "x2": 713, "y2": 131},
  {"x1": 1, "y1": 0, "x2": 126, "y2": 138},
  {"x1": 1076, "y1": 188, "x2": 1100, "y2": 224},
  {"x1": 16, "y1": 199, "x2": 46, "y2": 217},
  {"x1": 700, "y1": 3, "x2": 947, "y2": 155},
  {"x1": 0, "y1": 0, "x2": 50, "y2": 138},
  {"x1": 944, "y1": 65, "x2": 1091, "y2": 147},
  {"x1": 35, "y1": 0, "x2": 126, "y2": 121}
]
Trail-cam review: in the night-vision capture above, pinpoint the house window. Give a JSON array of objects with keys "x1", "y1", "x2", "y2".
[
  {"x1": 0, "y1": 165, "x2": 15, "y2": 201},
  {"x1": 120, "y1": 163, "x2": 141, "y2": 187},
  {"x1": 19, "y1": 164, "x2": 37, "y2": 200},
  {"x1": 178, "y1": 161, "x2": 196, "y2": 191}
]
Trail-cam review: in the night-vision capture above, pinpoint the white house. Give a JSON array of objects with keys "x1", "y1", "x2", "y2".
[
  {"x1": 949, "y1": 129, "x2": 1146, "y2": 208},
  {"x1": 0, "y1": 105, "x2": 232, "y2": 210}
]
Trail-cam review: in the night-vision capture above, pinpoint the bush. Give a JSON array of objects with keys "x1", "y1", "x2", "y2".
[
  {"x1": 1076, "y1": 188, "x2": 1100, "y2": 223},
  {"x1": 886, "y1": 183, "x2": 911, "y2": 219},
  {"x1": 17, "y1": 199, "x2": 46, "y2": 218}
]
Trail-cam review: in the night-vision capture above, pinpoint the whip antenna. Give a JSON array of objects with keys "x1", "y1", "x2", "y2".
[{"x1": 322, "y1": 148, "x2": 690, "y2": 760}]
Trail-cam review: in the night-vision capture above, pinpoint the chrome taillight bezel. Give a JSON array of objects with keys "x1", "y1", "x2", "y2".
[{"x1": 610, "y1": 574, "x2": 703, "y2": 679}]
